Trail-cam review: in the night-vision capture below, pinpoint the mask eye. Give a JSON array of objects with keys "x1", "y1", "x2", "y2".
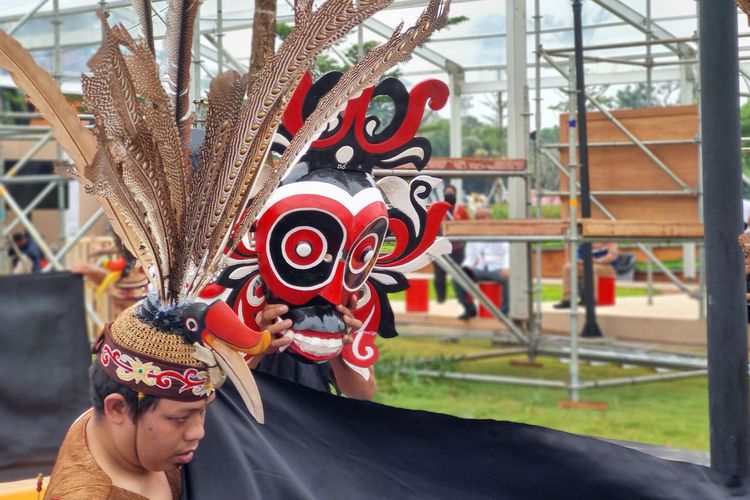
[
  {"x1": 185, "y1": 317, "x2": 199, "y2": 332},
  {"x1": 345, "y1": 217, "x2": 388, "y2": 291},
  {"x1": 264, "y1": 210, "x2": 346, "y2": 289}
]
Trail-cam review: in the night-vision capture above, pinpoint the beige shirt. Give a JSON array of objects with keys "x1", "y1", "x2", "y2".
[{"x1": 44, "y1": 410, "x2": 181, "y2": 500}]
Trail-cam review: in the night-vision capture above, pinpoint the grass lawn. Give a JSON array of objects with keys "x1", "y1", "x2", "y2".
[
  {"x1": 373, "y1": 336, "x2": 708, "y2": 451},
  {"x1": 388, "y1": 282, "x2": 660, "y2": 303}
]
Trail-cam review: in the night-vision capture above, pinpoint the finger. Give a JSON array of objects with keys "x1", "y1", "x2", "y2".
[
  {"x1": 267, "y1": 318, "x2": 293, "y2": 335},
  {"x1": 341, "y1": 334, "x2": 354, "y2": 345},
  {"x1": 343, "y1": 314, "x2": 362, "y2": 330},
  {"x1": 336, "y1": 303, "x2": 353, "y2": 317},
  {"x1": 256, "y1": 304, "x2": 289, "y2": 328},
  {"x1": 270, "y1": 336, "x2": 292, "y2": 348},
  {"x1": 261, "y1": 304, "x2": 288, "y2": 322},
  {"x1": 348, "y1": 294, "x2": 359, "y2": 310}
]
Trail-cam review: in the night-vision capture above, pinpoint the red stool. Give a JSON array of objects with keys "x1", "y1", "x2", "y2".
[
  {"x1": 478, "y1": 281, "x2": 503, "y2": 318},
  {"x1": 597, "y1": 275, "x2": 616, "y2": 306},
  {"x1": 405, "y1": 277, "x2": 430, "y2": 313}
]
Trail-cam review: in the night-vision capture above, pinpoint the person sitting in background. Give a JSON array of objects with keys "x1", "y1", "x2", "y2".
[
  {"x1": 454, "y1": 207, "x2": 510, "y2": 320},
  {"x1": 553, "y1": 241, "x2": 618, "y2": 309},
  {"x1": 433, "y1": 184, "x2": 470, "y2": 303},
  {"x1": 8, "y1": 231, "x2": 42, "y2": 273}
]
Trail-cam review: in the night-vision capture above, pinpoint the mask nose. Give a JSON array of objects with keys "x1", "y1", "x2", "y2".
[{"x1": 318, "y1": 260, "x2": 345, "y2": 305}]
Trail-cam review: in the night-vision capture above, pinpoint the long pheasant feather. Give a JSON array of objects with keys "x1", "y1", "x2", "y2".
[
  {"x1": 131, "y1": 0, "x2": 155, "y2": 54},
  {"x1": 163, "y1": 0, "x2": 199, "y2": 148},
  {"x1": 186, "y1": 0, "x2": 394, "y2": 292},
  {"x1": 232, "y1": 0, "x2": 451, "y2": 248},
  {"x1": 0, "y1": 31, "x2": 96, "y2": 168}
]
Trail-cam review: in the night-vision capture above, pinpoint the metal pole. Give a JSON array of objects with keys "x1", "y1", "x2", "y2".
[
  {"x1": 572, "y1": 0, "x2": 602, "y2": 339},
  {"x1": 506, "y1": 0, "x2": 530, "y2": 323},
  {"x1": 7, "y1": 0, "x2": 49, "y2": 36},
  {"x1": 193, "y1": 4, "x2": 203, "y2": 126},
  {"x1": 646, "y1": 243, "x2": 654, "y2": 305},
  {"x1": 646, "y1": 0, "x2": 653, "y2": 105},
  {"x1": 567, "y1": 55, "x2": 580, "y2": 402},
  {"x1": 532, "y1": 0, "x2": 543, "y2": 356},
  {"x1": 52, "y1": 0, "x2": 65, "y2": 250},
  {"x1": 216, "y1": 0, "x2": 224, "y2": 73},
  {"x1": 699, "y1": 0, "x2": 750, "y2": 476}
]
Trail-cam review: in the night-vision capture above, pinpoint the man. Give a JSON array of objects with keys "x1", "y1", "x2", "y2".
[
  {"x1": 44, "y1": 293, "x2": 276, "y2": 499},
  {"x1": 9, "y1": 231, "x2": 42, "y2": 273},
  {"x1": 45, "y1": 366, "x2": 209, "y2": 499},
  {"x1": 434, "y1": 184, "x2": 470, "y2": 303},
  {"x1": 553, "y1": 242, "x2": 619, "y2": 309},
  {"x1": 454, "y1": 207, "x2": 510, "y2": 319}
]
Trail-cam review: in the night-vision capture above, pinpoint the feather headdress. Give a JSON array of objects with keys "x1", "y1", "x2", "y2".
[
  {"x1": 0, "y1": 0, "x2": 450, "y2": 422},
  {"x1": 0, "y1": 0, "x2": 450, "y2": 306}
]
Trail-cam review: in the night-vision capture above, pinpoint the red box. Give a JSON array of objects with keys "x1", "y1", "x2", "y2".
[
  {"x1": 405, "y1": 278, "x2": 430, "y2": 312},
  {"x1": 478, "y1": 282, "x2": 503, "y2": 318},
  {"x1": 597, "y1": 275, "x2": 616, "y2": 306}
]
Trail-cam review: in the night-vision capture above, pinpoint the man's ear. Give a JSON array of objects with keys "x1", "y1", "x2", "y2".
[{"x1": 102, "y1": 394, "x2": 131, "y2": 425}]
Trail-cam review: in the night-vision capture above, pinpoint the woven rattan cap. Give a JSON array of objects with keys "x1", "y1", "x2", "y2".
[{"x1": 110, "y1": 304, "x2": 206, "y2": 369}]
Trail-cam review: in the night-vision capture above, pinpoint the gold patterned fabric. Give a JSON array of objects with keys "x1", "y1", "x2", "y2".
[{"x1": 44, "y1": 410, "x2": 181, "y2": 500}]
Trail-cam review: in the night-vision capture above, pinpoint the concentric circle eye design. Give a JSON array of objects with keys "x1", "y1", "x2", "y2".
[
  {"x1": 281, "y1": 227, "x2": 327, "y2": 270},
  {"x1": 345, "y1": 217, "x2": 388, "y2": 291},
  {"x1": 267, "y1": 210, "x2": 346, "y2": 289},
  {"x1": 185, "y1": 317, "x2": 199, "y2": 333}
]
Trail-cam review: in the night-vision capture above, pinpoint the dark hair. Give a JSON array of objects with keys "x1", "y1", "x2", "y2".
[{"x1": 90, "y1": 362, "x2": 159, "y2": 421}]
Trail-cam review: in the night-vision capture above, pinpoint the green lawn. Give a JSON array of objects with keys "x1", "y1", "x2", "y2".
[
  {"x1": 373, "y1": 336, "x2": 708, "y2": 451},
  {"x1": 388, "y1": 282, "x2": 660, "y2": 303}
]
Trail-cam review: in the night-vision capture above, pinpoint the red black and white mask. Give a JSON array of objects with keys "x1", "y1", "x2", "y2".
[{"x1": 201, "y1": 72, "x2": 451, "y2": 378}]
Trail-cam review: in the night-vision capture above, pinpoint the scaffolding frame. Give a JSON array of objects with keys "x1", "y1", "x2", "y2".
[{"x1": 0, "y1": 0, "x2": 743, "y2": 420}]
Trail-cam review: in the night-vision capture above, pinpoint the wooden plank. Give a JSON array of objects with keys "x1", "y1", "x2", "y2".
[
  {"x1": 581, "y1": 220, "x2": 704, "y2": 238},
  {"x1": 426, "y1": 156, "x2": 526, "y2": 171},
  {"x1": 443, "y1": 219, "x2": 568, "y2": 237},
  {"x1": 557, "y1": 105, "x2": 700, "y2": 224}
]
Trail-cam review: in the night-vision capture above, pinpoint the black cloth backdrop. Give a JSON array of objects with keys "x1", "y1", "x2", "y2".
[
  {"x1": 0, "y1": 272, "x2": 90, "y2": 482},
  {"x1": 185, "y1": 375, "x2": 749, "y2": 499}
]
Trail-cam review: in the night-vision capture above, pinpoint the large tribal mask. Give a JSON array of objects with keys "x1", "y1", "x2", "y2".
[{"x1": 201, "y1": 72, "x2": 452, "y2": 376}]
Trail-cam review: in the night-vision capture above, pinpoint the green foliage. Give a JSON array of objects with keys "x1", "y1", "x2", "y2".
[
  {"x1": 446, "y1": 15, "x2": 469, "y2": 26},
  {"x1": 375, "y1": 336, "x2": 709, "y2": 450},
  {"x1": 0, "y1": 87, "x2": 30, "y2": 125},
  {"x1": 275, "y1": 22, "x2": 293, "y2": 41},
  {"x1": 489, "y1": 203, "x2": 560, "y2": 219}
]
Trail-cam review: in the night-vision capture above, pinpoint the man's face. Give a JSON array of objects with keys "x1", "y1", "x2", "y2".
[{"x1": 133, "y1": 395, "x2": 214, "y2": 471}]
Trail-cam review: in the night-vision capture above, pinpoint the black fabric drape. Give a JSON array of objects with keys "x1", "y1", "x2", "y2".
[
  {"x1": 0, "y1": 272, "x2": 90, "y2": 481},
  {"x1": 184, "y1": 373, "x2": 748, "y2": 499}
]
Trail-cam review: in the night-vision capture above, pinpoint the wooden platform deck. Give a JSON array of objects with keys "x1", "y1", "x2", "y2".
[
  {"x1": 442, "y1": 219, "x2": 704, "y2": 240},
  {"x1": 392, "y1": 286, "x2": 725, "y2": 347}
]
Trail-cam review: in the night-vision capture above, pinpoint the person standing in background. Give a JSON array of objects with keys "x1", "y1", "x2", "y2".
[{"x1": 433, "y1": 184, "x2": 470, "y2": 303}]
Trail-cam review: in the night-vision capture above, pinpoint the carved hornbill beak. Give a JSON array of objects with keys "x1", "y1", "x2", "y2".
[
  {"x1": 199, "y1": 300, "x2": 271, "y2": 424},
  {"x1": 200, "y1": 300, "x2": 272, "y2": 354}
]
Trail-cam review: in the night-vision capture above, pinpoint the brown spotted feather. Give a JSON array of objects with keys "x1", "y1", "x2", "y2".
[{"x1": 232, "y1": 0, "x2": 450, "y2": 248}]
